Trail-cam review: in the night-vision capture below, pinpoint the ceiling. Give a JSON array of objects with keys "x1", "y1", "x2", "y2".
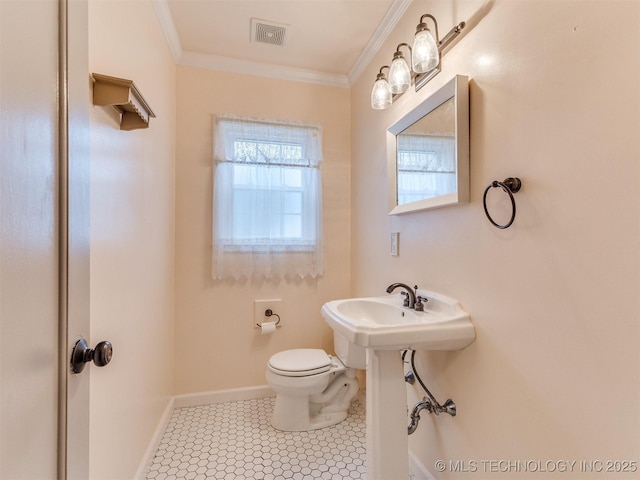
[{"x1": 154, "y1": 0, "x2": 411, "y2": 87}]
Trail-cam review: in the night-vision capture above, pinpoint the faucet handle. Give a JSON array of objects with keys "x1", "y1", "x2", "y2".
[
  {"x1": 414, "y1": 296, "x2": 428, "y2": 312},
  {"x1": 400, "y1": 291, "x2": 410, "y2": 307}
]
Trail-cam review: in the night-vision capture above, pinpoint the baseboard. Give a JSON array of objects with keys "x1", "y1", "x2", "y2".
[
  {"x1": 409, "y1": 448, "x2": 437, "y2": 480},
  {"x1": 134, "y1": 396, "x2": 175, "y2": 480},
  {"x1": 173, "y1": 384, "x2": 275, "y2": 408}
]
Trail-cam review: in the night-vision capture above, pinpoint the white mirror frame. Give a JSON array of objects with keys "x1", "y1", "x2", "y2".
[{"x1": 387, "y1": 74, "x2": 469, "y2": 215}]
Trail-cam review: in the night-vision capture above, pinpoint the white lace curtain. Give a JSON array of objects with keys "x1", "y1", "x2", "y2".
[
  {"x1": 397, "y1": 133, "x2": 456, "y2": 205},
  {"x1": 212, "y1": 115, "x2": 323, "y2": 280}
]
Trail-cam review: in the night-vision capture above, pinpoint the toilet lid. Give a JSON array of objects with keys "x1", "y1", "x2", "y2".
[{"x1": 268, "y1": 349, "x2": 332, "y2": 377}]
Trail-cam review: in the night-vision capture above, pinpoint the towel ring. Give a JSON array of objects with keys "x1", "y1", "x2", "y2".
[{"x1": 483, "y1": 177, "x2": 522, "y2": 229}]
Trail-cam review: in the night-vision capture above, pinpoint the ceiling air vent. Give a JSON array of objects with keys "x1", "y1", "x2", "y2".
[{"x1": 251, "y1": 18, "x2": 288, "y2": 47}]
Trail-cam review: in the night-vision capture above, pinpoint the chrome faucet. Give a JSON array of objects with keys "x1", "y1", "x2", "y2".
[{"x1": 386, "y1": 283, "x2": 416, "y2": 309}]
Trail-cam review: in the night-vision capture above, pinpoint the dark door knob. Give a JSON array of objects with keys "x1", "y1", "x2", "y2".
[{"x1": 71, "y1": 338, "x2": 113, "y2": 374}]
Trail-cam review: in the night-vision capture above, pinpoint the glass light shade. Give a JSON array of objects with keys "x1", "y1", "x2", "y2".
[
  {"x1": 412, "y1": 30, "x2": 439, "y2": 73},
  {"x1": 389, "y1": 57, "x2": 411, "y2": 94},
  {"x1": 371, "y1": 77, "x2": 392, "y2": 110}
]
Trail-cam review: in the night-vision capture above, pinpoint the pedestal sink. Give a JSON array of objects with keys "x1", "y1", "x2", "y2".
[{"x1": 321, "y1": 289, "x2": 475, "y2": 480}]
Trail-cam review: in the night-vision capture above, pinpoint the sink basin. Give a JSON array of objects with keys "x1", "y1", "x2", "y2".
[{"x1": 321, "y1": 290, "x2": 475, "y2": 350}]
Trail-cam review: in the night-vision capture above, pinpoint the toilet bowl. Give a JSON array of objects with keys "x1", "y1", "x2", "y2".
[{"x1": 266, "y1": 332, "x2": 366, "y2": 431}]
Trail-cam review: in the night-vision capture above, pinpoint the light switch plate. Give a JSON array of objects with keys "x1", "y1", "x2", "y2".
[{"x1": 390, "y1": 232, "x2": 399, "y2": 256}]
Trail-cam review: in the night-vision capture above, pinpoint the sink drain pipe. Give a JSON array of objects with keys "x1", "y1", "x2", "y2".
[{"x1": 404, "y1": 350, "x2": 457, "y2": 435}]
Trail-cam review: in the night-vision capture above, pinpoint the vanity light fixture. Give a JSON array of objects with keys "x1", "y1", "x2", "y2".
[
  {"x1": 371, "y1": 66, "x2": 393, "y2": 110},
  {"x1": 412, "y1": 15, "x2": 440, "y2": 73},
  {"x1": 388, "y1": 43, "x2": 412, "y2": 94},
  {"x1": 370, "y1": 13, "x2": 466, "y2": 110}
]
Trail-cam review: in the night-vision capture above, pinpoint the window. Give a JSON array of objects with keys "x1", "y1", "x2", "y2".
[{"x1": 212, "y1": 115, "x2": 323, "y2": 280}]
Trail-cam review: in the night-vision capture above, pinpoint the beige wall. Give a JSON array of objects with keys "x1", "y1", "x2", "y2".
[
  {"x1": 352, "y1": 1, "x2": 639, "y2": 477},
  {"x1": 175, "y1": 66, "x2": 351, "y2": 393},
  {"x1": 88, "y1": 1, "x2": 176, "y2": 478}
]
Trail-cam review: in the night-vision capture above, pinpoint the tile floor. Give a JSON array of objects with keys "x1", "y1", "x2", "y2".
[{"x1": 145, "y1": 396, "x2": 367, "y2": 480}]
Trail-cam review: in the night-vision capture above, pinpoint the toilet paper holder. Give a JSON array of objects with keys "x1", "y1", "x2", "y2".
[{"x1": 256, "y1": 309, "x2": 281, "y2": 328}]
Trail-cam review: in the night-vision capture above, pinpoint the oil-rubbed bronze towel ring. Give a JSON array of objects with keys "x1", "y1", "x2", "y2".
[{"x1": 483, "y1": 177, "x2": 522, "y2": 229}]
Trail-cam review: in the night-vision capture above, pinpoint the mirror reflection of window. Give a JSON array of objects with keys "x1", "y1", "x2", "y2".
[
  {"x1": 396, "y1": 133, "x2": 455, "y2": 205},
  {"x1": 395, "y1": 96, "x2": 456, "y2": 205}
]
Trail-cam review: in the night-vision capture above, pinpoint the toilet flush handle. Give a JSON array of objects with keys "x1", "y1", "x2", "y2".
[{"x1": 70, "y1": 338, "x2": 113, "y2": 374}]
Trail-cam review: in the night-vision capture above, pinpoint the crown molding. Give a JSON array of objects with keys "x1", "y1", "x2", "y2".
[
  {"x1": 178, "y1": 51, "x2": 349, "y2": 88},
  {"x1": 152, "y1": 0, "x2": 409, "y2": 88},
  {"x1": 151, "y1": 0, "x2": 182, "y2": 62},
  {"x1": 347, "y1": 0, "x2": 412, "y2": 86}
]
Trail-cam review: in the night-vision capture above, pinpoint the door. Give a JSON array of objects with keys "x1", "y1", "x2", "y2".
[{"x1": 0, "y1": 0, "x2": 90, "y2": 478}]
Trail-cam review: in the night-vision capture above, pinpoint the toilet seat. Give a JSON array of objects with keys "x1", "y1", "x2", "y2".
[{"x1": 268, "y1": 349, "x2": 332, "y2": 377}]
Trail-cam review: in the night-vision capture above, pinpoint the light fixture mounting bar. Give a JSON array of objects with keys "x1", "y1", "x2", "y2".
[{"x1": 439, "y1": 22, "x2": 466, "y2": 51}]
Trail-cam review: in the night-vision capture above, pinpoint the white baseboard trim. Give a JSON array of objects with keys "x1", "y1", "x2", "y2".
[
  {"x1": 409, "y1": 449, "x2": 437, "y2": 480},
  {"x1": 134, "y1": 396, "x2": 175, "y2": 480},
  {"x1": 173, "y1": 384, "x2": 275, "y2": 408}
]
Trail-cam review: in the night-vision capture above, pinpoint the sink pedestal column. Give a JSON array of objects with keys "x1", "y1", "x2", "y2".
[{"x1": 366, "y1": 348, "x2": 409, "y2": 480}]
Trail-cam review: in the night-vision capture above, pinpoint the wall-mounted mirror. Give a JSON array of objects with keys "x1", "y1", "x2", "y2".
[{"x1": 387, "y1": 75, "x2": 469, "y2": 215}]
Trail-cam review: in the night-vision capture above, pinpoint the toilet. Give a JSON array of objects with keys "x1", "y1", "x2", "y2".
[{"x1": 266, "y1": 331, "x2": 366, "y2": 431}]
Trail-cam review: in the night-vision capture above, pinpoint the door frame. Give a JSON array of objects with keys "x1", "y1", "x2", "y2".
[{"x1": 57, "y1": 0, "x2": 91, "y2": 478}]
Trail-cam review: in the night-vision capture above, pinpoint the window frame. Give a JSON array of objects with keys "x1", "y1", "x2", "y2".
[{"x1": 213, "y1": 116, "x2": 322, "y2": 253}]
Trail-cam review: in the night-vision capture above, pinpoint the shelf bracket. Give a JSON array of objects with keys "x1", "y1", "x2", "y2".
[{"x1": 91, "y1": 73, "x2": 156, "y2": 131}]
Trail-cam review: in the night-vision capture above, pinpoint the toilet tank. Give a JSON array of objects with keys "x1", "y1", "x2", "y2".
[{"x1": 334, "y1": 331, "x2": 366, "y2": 369}]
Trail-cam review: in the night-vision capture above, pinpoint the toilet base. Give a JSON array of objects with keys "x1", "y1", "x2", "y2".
[
  {"x1": 270, "y1": 373, "x2": 359, "y2": 432},
  {"x1": 271, "y1": 403, "x2": 348, "y2": 432}
]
